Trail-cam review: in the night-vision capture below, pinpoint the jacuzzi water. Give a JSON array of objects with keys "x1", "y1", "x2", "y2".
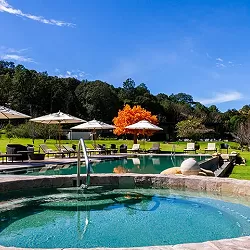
[
  {"x1": 0, "y1": 188, "x2": 250, "y2": 249},
  {"x1": 11, "y1": 155, "x2": 211, "y2": 175}
]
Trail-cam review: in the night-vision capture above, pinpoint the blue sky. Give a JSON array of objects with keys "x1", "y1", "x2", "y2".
[{"x1": 0, "y1": 0, "x2": 250, "y2": 111}]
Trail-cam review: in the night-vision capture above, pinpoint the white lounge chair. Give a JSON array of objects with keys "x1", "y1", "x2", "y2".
[
  {"x1": 127, "y1": 144, "x2": 140, "y2": 153},
  {"x1": 184, "y1": 143, "x2": 196, "y2": 153},
  {"x1": 205, "y1": 143, "x2": 217, "y2": 153}
]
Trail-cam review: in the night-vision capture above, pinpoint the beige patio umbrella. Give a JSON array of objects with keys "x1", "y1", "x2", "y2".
[
  {"x1": 125, "y1": 120, "x2": 163, "y2": 149},
  {"x1": 0, "y1": 106, "x2": 30, "y2": 120},
  {"x1": 71, "y1": 119, "x2": 115, "y2": 147},
  {"x1": 30, "y1": 111, "x2": 86, "y2": 146}
]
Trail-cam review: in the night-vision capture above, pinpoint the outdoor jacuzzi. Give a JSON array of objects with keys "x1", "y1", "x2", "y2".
[{"x1": 0, "y1": 174, "x2": 250, "y2": 249}]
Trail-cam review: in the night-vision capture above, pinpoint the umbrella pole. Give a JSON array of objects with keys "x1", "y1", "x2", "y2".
[
  {"x1": 143, "y1": 128, "x2": 146, "y2": 151},
  {"x1": 93, "y1": 129, "x2": 96, "y2": 148},
  {"x1": 58, "y1": 123, "x2": 61, "y2": 148}
]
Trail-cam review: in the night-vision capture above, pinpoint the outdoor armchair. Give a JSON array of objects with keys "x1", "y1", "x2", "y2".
[
  {"x1": 110, "y1": 144, "x2": 118, "y2": 154},
  {"x1": 86, "y1": 144, "x2": 106, "y2": 155},
  {"x1": 220, "y1": 143, "x2": 229, "y2": 154},
  {"x1": 120, "y1": 144, "x2": 127, "y2": 153}
]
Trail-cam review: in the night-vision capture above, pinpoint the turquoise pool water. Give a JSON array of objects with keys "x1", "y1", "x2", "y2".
[
  {"x1": 25, "y1": 155, "x2": 211, "y2": 175},
  {"x1": 0, "y1": 188, "x2": 250, "y2": 248}
]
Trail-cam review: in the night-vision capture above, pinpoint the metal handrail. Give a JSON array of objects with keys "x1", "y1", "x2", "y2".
[
  {"x1": 77, "y1": 138, "x2": 91, "y2": 188},
  {"x1": 171, "y1": 144, "x2": 176, "y2": 156},
  {"x1": 171, "y1": 144, "x2": 176, "y2": 167}
]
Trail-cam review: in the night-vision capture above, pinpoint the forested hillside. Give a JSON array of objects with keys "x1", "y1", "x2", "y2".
[{"x1": 0, "y1": 60, "x2": 249, "y2": 140}]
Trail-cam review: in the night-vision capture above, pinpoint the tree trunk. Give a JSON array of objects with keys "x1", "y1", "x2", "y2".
[{"x1": 133, "y1": 134, "x2": 137, "y2": 144}]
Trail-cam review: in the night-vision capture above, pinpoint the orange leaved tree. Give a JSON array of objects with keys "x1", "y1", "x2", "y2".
[{"x1": 113, "y1": 104, "x2": 159, "y2": 143}]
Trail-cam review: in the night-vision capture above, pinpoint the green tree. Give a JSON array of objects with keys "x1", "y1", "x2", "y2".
[
  {"x1": 75, "y1": 80, "x2": 121, "y2": 121},
  {"x1": 176, "y1": 117, "x2": 213, "y2": 140}
]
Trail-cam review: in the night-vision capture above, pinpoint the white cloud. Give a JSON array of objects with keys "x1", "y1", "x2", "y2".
[
  {"x1": 56, "y1": 69, "x2": 89, "y2": 80},
  {"x1": 216, "y1": 62, "x2": 226, "y2": 68},
  {"x1": 206, "y1": 53, "x2": 212, "y2": 59},
  {"x1": 228, "y1": 61, "x2": 233, "y2": 64},
  {"x1": 0, "y1": 54, "x2": 34, "y2": 62},
  {"x1": 0, "y1": 46, "x2": 29, "y2": 54},
  {"x1": 0, "y1": 0, "x2": 75, "y2": 27},
  {"x1": 216, "y1": 57, "x2": 223, "y2": 62},
  {"x1": 0, "y1": 46, "x2": 35, "y2": 63},
  {"x1": 197, "y1": 91, "x2": 243, "y2": 105}
]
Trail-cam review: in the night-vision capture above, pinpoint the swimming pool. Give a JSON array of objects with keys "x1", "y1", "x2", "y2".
[
  {"x1": 20, "y1": 155, "x2": 211, "y2": 175},
  {"x1": 0, "y1": 187, "x2": 250, "y2": 248}
]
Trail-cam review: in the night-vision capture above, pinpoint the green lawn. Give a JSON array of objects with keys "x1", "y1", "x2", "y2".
[
  {"x1": 1, "y1": 136, "x2": 250, "y2": 180},
  {"x1": 229, "y1": 151, "x2": 250, "y2": 180},
  {"x1": 0, "y1": 137, "x2": 238, "y2": 154}
]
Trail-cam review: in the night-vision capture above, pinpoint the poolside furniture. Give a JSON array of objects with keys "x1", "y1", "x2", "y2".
[
  {"x1": 205, "y1": 143, "x2": 217, "y2": 153},
  {"x1": 28, "y1": 153, "x2": 45, "y2": 160},
  {"x1": 96, "y1": 144, "x2": 107, "y2": 154},
  {"x1": 55, "y1": 144, "x2": 74, "y2": 157},
  {"x1": 39, "y1": 144, "x2": 67, "y2": 158},
  {"x1": 55, "y1": 144, "x2": 68, "y2": 153},
  {"x1": 110, "y1": 144, "x2": 118, "y2": 154},
  {"x1": 147, "y1": 143, "x2": 161, "y2": 153},
  {"x1": 127, "y1": 144, "x2": 140, "y2": 153},
  {"x1": 0, "y1": 152, "x2": 23, "y2": 163},
  {"x1": 63, "y1": 145, "x2": 77, "y2": 156},
  {"x1": 220, "y1": 143, "x2": 229, "y2": 154},
  {"x1": 183, "y1": 143, "x2": 196, "y2": 153},
  {"x1": 24, "y1": 145, "x2": 45, "y2": 160},
  {"x1": 6, "y1": 144, "x2": 29, "y2": 161},
  {"x1": 120, "y1": 144, "x2": 127, "y2": 153},
  {"x1": 86, "y1": 144, "x2": 106, "y2": 155}
]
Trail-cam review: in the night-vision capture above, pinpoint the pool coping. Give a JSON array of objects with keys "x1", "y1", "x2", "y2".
[{"x1": 0, "y1": 174, "x2": 250, "y2": 250}]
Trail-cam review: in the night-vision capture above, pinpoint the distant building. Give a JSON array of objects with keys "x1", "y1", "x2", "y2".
[{"x1": 66, "y1": 131, "x2": 91, "y2": 140}]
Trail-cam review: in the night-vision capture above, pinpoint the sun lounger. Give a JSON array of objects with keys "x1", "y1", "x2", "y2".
[
  {"x1": 127, "y1": 144, "x2": 140, "y2": 153},
  {"x1": 183, "y1": 143, "x2": 196, "y2": 153},
  {"x1": 39, "y1": 144, "x2": 68, "y2": 158},
  {"x1": 147, "y1": 143, "x2": 161, "y2": 153},
  {"x1": 55, "y1": 144, "x2": 75, "y2": 158},
  {"x1": 205, "y1": 143, "x2": 217, "y2": 153},
  {"x1": 63, "y1": 145, "x2": 77, "y2": 156},
  {"x1": 55, "y1": 144, "x2": 68, "y2": 152}
]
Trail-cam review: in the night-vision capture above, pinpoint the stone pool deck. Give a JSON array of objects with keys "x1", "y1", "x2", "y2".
[
  {"x1": 0, "y1": 174, "x2": 250, "y2": 249},
  {"x1": 0, "y1": 236, "x2": 249, "y2": 250}
]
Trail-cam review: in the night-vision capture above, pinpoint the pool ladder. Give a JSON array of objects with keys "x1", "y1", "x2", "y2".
[
  {"x1": 77, "y1": 138, "x2": 91, "y2": 188},
  {"x1": 171, "y1": 144, "x2": 176, "y2": 167},
  {"x1": 171, "y1": 144, "x2": 176, "y2": 156}
]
